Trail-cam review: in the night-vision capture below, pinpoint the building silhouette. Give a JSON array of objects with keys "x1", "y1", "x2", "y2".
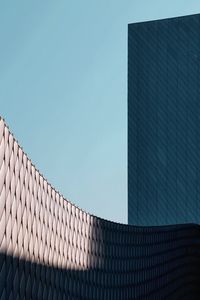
[
  {"x1": 0, "y1": 13, "x2": 200, "y2": 300},
  {"x1": 128, "y1": 13, "x2": 200, "y2": 226},
  {"x1": 0, "y1": 114, "x2": 200, "y2": 299}
]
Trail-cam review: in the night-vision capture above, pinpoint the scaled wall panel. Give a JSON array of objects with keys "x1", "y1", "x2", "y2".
[
  {"x1": 128, "y1": 14, "x2": 200, "y2": 225},
  {"x1": 0, "y1": 117, "x2": 200, "y2": 299}
]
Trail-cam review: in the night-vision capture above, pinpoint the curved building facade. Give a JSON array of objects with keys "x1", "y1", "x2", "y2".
[{"x1": 0, "y1": 117, "x2": 200, "y2": 299}]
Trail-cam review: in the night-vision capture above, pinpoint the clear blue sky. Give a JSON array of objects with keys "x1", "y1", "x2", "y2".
[{"x1": 1, "y1": 1, "x2": 200, "y2": 223}]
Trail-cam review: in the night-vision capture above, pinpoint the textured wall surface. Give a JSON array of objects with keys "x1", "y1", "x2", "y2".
[
  {"x1": 128, "y1": 13, "x2": 200, "y2": 226},
  {"x1": 0, "y1": 117, "x2": 200, "y2": 299}
]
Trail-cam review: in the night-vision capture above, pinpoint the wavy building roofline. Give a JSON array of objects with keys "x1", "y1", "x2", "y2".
[
  {"x1": 0, "y1": 116, "x2": 198, "y2": 230},
  {"x1": 0, "y1": 116, "x2": 200, "y2": 299}
]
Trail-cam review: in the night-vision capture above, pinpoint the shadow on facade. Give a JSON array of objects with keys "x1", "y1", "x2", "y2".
[
  {"x1": 0, "y1": 224, "x2": 200, "y2": 299},
  {"x1": 0, "y1": 118, "x2": 200, "y2": 299}
]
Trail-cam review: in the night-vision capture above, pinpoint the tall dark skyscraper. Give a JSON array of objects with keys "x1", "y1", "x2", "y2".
[
  {"x1": 0, "y1": 13, "x2": 200, "y2": 298},
  {"x1": 128, "y1": 14, "x2": 200, "y2": 225}
]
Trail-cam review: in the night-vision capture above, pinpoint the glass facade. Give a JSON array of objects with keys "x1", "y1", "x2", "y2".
[{"x1": 128, "y1": 14, "x2": 200, "y2": 225}]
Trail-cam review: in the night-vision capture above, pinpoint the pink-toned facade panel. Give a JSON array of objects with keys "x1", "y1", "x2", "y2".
[{"x1": 0, "y1": 117, "x2": 199, "y2": 299}]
